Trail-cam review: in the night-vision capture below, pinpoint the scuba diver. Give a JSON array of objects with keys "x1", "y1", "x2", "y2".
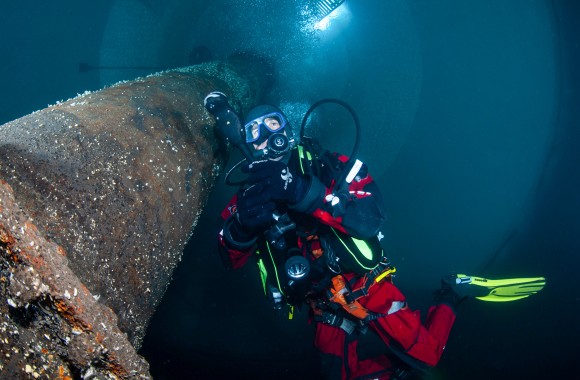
[{"x1": 203, "y1": 91, "x2": 546, "y2": 379}]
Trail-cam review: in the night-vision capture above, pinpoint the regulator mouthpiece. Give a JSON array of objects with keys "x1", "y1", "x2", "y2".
[{"x1": 267, "y1": 133, "x2": 291, "y2": 157}]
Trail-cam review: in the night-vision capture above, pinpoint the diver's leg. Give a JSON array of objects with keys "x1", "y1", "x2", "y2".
[{"x1": 314, "y1": 322, "x2": 394, "y2": 379}]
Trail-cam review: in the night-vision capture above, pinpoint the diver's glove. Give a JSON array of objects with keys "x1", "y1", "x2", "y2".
[
  {"x1": 236, "y1": 182, "x2": 277, "y2": 232},
  {"x1": 434, "y1": 274, "x2": 472, "y2": 310},
  {"x1": 204, "y1": 91, "x2": 244, "y2": 146},
  {"x1": 222, "y1": 215, "x2": 257, "y2": 250},
  {"x1": 204, "y1": 91, "x2": 229, "y2": 115},
  {"x1": 243, "y1": 160, "x2": 307, "y2": 205}
]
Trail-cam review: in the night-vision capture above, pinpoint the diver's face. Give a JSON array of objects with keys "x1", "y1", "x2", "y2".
[{"x1": 251, "y1": 117, "x2": 284, "y2": 150}]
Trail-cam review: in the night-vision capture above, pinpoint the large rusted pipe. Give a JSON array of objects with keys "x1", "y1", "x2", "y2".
[{"x1": 0, "y1": 57, "x2": 269, "y2": 378}]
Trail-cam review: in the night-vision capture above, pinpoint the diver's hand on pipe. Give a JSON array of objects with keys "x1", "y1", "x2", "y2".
[
  {"x1": 203, "y1": 91, "x2": 229, "y2": 114},
  {"x1": 203, "y1": 91, "x2": 246, "y2": 150}
]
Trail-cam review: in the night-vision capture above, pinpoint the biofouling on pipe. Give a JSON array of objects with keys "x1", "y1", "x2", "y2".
[{"x1": 0, "y1": 58, "x2": 267, "y2": 379}]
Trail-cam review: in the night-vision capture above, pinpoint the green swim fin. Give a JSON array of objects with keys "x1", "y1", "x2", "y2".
[{"x1": 451, "y1": 274, "x2": 546, "y2": 302}]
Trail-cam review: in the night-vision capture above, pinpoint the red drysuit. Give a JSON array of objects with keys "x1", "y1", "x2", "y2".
[{"x1": 218, "y1": 143, "x2": 456, "y2": 379}]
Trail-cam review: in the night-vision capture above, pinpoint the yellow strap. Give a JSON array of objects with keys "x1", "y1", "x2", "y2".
[{"x1": 375, "y1": 267, "x2": 397, "y2": 283}]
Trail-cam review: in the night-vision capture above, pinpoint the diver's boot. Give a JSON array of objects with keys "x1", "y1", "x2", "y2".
[
  {"x1": 433, "y1": 274, "x2": 471, "y2": 310},
  {"x1": 438, "y1": 274, "x2": 546, "y2": 303}
]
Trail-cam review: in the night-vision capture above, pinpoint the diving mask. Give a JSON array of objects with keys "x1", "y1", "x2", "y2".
[{"x1": 244, "y1": 112, "x2": 288, "y2": 144}]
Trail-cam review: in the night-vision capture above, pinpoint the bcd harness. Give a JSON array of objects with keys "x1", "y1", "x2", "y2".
[{"x1": 311, "y1": 258, "x2": 401, "y2": 334}]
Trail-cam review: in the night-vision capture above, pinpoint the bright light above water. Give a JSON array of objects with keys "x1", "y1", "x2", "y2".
[
  {"x1": 299, "y1": 2, "x2": 351, "y2": 37},
  {"x1": 314, "y1": 3, "x2": 351, "y2": 31}
]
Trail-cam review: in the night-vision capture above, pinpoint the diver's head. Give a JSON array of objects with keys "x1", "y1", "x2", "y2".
[{"x1": 243, "y1": 104, "x2": 295, "y2": 160}]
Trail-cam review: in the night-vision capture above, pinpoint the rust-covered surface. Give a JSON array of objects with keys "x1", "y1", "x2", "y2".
[
  {"x1": 1, "y1": 180, "x2": 149, "y2": 379},
  {"x1": 0, "y1": 58, "x2": 267, "y2": 378}
]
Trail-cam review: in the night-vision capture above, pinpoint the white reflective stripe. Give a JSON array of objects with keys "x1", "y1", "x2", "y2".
[
  {"x1": 387, "y1": 301, "x2": 406, "y2": 315},
  {"x1": 345, "y1": 159, "x2": 363, "y2": 183}
]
